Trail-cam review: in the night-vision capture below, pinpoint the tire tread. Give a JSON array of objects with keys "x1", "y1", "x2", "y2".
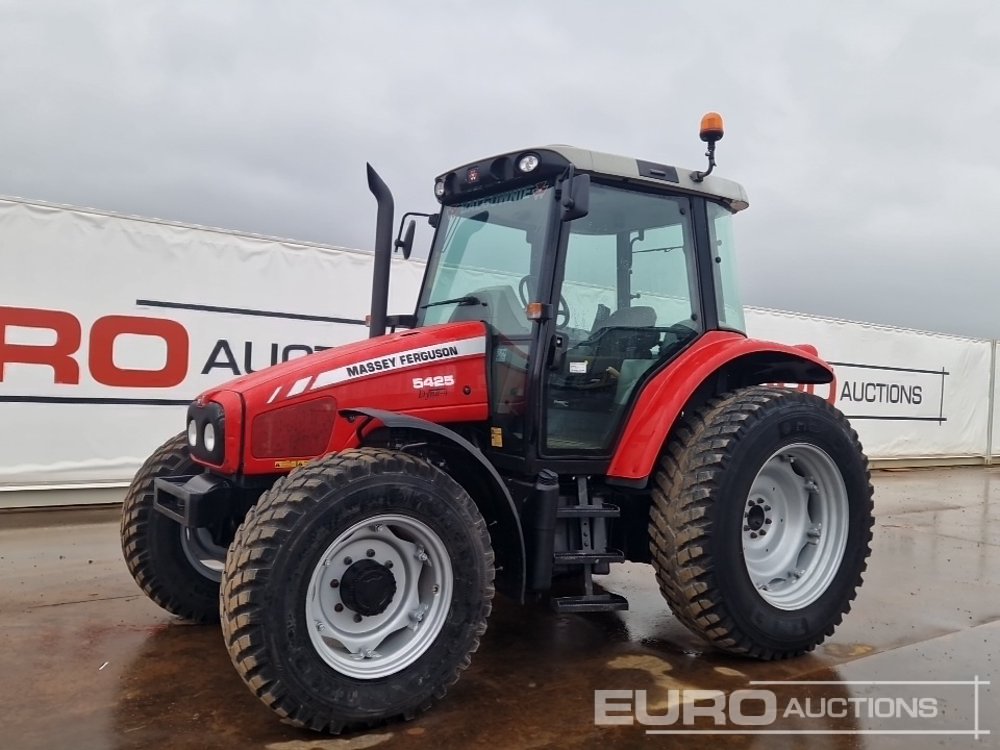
[
  {"x1": 120, "y1": 432, "x2": 219, "y2": 623},
  {"x1": 649, "y1": 386, "x2": 875, "y2": 659},
  {"x1": 220, "y1": 447, "x2": 495, "y2": 734}
]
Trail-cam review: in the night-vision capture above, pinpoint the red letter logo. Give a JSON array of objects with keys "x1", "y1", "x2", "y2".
[
  {"x1": 0, "y1": 306, "x2": 81, "y2": 383},
  {"x1": 89, "y1": 316, "x2": 189, "y2": 388}
]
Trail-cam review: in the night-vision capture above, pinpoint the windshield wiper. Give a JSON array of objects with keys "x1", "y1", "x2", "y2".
[{"x1": 419, "y1": 295, "x2": 484, "y2": 310}]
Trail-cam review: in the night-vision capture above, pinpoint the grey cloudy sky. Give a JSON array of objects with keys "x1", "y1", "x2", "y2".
[{"x1": 2, "y1": 1, "x2": 999, "y2": 338}]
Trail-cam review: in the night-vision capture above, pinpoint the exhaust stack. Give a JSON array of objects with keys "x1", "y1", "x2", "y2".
[{"x1": 366, "y1": 163, "x2": 395, "y2": 338}]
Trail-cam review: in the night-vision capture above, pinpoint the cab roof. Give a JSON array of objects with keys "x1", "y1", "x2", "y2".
[
  {"x1": 542, "y1": 144, "x2": 748, "y2": 212},
  {"x1": 436, "y1": 144, "x2": 749, "y2": 212}
]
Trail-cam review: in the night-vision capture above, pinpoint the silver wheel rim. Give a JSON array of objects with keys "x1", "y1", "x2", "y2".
[
  {"x1": 742, "y1": 443, "x2": 850, "y2": 611},
  {"x1": 306, "y1": 514, "x2": 453, "y2": 680},
  {"x1": 180, "y1": 527, "x2": 226, "y2": 582}
]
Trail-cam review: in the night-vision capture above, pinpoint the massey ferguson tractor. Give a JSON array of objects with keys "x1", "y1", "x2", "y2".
[{"x1": 121, "y1": 114, "x2": 874, "y2": 733}]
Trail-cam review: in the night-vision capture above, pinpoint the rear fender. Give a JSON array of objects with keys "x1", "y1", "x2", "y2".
[
  {"x1": 342, "y1": 407, "x2": 526, "y2": 603},
  {"x1": 608, "y1": 331, "x2": 834, "y2": 485}
]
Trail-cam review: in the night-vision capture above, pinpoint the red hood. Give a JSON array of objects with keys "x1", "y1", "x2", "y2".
[{"x1": 197, "y1": 320, "x2": 489, "y2": 404}]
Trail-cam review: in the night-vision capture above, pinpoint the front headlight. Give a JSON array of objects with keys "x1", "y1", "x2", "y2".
[
  {"x1": 203, "y1": 422, "x2": 216, "y2": 453},
  {"x1": 186, "y1": 401, "x2": 226, "y2": 465}
]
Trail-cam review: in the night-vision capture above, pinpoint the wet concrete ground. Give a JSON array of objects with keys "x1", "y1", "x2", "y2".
[{"x1": 1, "y1": 467, "x2": 997, "y2": 750}]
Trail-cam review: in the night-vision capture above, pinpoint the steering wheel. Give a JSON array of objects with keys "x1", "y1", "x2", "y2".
[{"x1": 518, "y1": 275, "x2": 570, "y2": 328}]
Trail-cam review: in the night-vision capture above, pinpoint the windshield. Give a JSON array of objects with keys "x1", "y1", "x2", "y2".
[{"x1": 417, "y1": 181, "x2": 554, "y2": 337}]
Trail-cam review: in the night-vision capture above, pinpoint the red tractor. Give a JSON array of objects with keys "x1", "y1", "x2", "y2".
[{"x1": 121, "y1": 114, "x2": 873, "y2": 733}]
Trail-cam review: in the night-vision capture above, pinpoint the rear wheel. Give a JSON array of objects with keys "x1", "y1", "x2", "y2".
[
  {"x1": 650, "y1": 386, "x2": 874, "y2": 658},
  {"x1": 120, "y1": 433, "x2": 228, "y2": 623},
  {"x1": 221, "y1": 448, "x2": 494, "y2": 733}
]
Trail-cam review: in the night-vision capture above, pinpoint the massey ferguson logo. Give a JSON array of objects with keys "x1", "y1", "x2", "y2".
[
  {"x1": 345, "y1": 345, "x2": 461, "y2": 378},
  {"x1": 309, "y1": 339, "x2": 485, "y2": 392}
]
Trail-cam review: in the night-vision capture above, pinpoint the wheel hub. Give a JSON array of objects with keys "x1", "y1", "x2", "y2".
[
  {"x1": 306, "y1": 514, "x2": 454, "y2": 680},
  {"x1": 741, "y1": 443, "x2": 850, "y2": 610},
  {"x1": 746, "y1": 502, "x2": 768, "y2": 532},
  {"x1": 339, "y1": 560, "x2": 397, "y2": 617}
]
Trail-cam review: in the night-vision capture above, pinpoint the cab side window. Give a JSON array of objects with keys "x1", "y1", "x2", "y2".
[{"x1": 545, "y1": 185, "x2": 699, "y2": 452}]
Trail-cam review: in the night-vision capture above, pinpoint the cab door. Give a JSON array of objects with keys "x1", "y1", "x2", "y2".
[{"x1": 543, "y1": 185, "x2": 702, "y2": 453}]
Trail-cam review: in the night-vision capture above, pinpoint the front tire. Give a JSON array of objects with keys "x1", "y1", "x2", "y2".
[
  {"x1": 221, "y1": 448, "x2": 495, "y2": 733},
  {"x1": 650, "y1": 386, "x2": 874, "y2": 659},
  {"x1": 120, "y1": 433, "x2": 226, "y2": 623}
]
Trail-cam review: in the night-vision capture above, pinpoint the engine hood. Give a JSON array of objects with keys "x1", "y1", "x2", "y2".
[{"x1": 196, "y1": 320, "x2": 489, "y2": 405}]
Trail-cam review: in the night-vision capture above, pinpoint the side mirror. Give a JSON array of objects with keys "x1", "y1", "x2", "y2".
[
  {"x1": 562, "y1": 173, "x2": 590, "y2": 222},
  {"x1": 394, "y1": 219, "x2": 416, "y2": 259},
  {"x1": 394, "y1": 211, "x2": 437, "y2": 258}
]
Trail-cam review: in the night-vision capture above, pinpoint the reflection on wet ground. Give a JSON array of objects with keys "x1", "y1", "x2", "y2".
[{"x1": 1, "y1": 467, "x2": 997, "y2": 749}]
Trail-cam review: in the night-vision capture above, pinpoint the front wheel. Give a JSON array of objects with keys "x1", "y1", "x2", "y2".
[
  {"x1": 650, "y1": 386, "x2": 874, "y2": 659},
  {"x1": 120, "y1": 432, "x2": 230, "y2": 623},
  {"x1": 221, "y1": 448, "x2": 495, "y2": 733}
]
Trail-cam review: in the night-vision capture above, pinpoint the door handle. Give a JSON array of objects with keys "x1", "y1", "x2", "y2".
[{"x1": 548, "y1": 334, "x2": 568, "y2": 370}]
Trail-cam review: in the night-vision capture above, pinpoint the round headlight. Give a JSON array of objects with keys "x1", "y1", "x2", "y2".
[
  {"x1": 187, "y1": 419, "x2": 198, "y2": 447},
  {"x1": 517, "y1": 154, "x2": 540, "y2": 173},
  {"x1": 203, "y1": 422, "x2": 216, "y2": 453},
  {"x1": 434, "y1": 180, "x2": 446, "y2": 198}
]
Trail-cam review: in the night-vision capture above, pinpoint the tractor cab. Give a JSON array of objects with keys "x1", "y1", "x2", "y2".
[{"x1": 403, "y1": 123, "x2": 748, "y2": 463}]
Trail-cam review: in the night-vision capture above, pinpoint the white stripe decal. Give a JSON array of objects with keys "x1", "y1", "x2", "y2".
[
  {"x1": 309, "y1": 336, "x2": 486, "y2": 392},
  {"x1": 286, "y1": 376, "x2": 312, "y2": 399},
  {"x1": 267, "y1": 386, "x2": 282, "y2": 404}
]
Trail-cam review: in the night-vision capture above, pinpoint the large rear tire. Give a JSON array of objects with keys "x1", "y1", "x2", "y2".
[
  {"x1": 221, "y1": 448, "x2": 495, "y2": 733},
  {"x1": 120, "y1": 433, "x2": 225, "y2": 623},
  {"x1": 650, "y1": 386, "x2": 874, "y2": 659}
]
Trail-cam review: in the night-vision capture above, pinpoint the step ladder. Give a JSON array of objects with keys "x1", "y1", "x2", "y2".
[{"x1": 551, "y1": 476, "x2": 629, "y2": 613}]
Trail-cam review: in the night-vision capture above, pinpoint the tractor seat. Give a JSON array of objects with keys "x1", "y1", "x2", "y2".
[
  {"x1": 590, "y1": 306, "x2": 660, "y2": 360},
  {"x1": 593, "y1": 305, "x2": 657, "y2": 332},
  {"x1": 550, "y1": 306, "x2": 661, "y2": 403}
]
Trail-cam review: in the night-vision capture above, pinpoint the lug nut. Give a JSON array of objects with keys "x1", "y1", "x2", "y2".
[
  {"x1": 344, "y1": 556, "x2": 353, "y2": 565},
  {"x1": 334, "y1": 603, "x2": 344, "y2": 612},
  {"x1": 759, "y1": 529, "x2": 767, "y2": 536},
  {"x1": 765, "y1": 518, "x2": 772, "y2": 525},
  {"x1": 743, "y1": 525, "x2": 751, "y2": 532},
  {"x1": 366, "y1": 548, "x2": 375, "y2": 558},
  {"x1": 353, "y1": 613, "x2": 363, "y2": 623},
  {"x1": 750, "y1": 531, "x2": 758, "y2": 539},
  {"x1": 764, "y1": 505, "x2": 771, "y2": 511},
  {"x1": 330, "y1": 579, "x2": 339, "y2": 588}
]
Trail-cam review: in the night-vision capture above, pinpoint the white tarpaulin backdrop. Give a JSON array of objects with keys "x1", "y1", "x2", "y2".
[
  {"x1": 2, "y1": 196, "x2": 998, "y2": 497},
  {"x1": 992, "y1": 341, "x2": 1000, "y2": 459},
  {"x1": 745, "y1": 309, "x2": 995, "y2": 460}
]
